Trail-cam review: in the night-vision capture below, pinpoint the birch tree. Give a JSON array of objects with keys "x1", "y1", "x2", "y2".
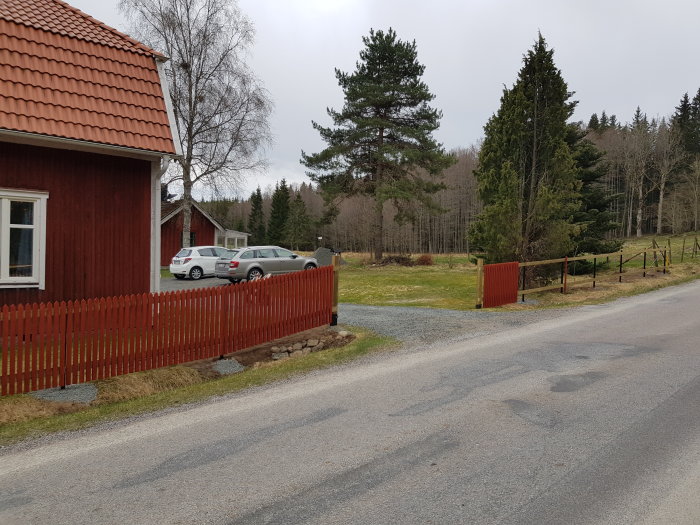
[{"x1": 121, "y1": 0, "x2": 272, "y2": 247}]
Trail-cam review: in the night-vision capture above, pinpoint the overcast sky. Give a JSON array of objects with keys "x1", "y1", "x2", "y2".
[{"x1": 70, "y1": 0, "x2": 700, "y2": 199}]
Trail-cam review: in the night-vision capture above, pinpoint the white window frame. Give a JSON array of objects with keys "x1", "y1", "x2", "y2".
[{"x1": 0, "y1": 188, "x2": 48, "y2": 289}]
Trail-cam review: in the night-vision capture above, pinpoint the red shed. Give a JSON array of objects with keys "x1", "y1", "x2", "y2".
[
  {"x1": 161, "y1": 200, "x2": 221, "y2": 266},
  {"x1": 160, "y1": 200, "x2": 250, "y2": 266},
  {"x1": 0, "y1": 0, "x2": 180, "y2": 307}
]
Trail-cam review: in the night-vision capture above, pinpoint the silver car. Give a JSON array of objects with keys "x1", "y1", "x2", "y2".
[{"x1": 215, "y1": 246, "x2": 318, "y2": 283}]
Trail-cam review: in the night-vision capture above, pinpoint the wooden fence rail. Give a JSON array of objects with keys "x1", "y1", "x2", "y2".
[
  {"x1": 477, "y1": 247, "x2": 672, "y2": 308},
  {"x1": 1, "y1": 266, "x2": 334, "y2": 396}
]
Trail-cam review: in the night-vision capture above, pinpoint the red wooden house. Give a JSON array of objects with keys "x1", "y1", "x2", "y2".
[
  {"x1": 160, "y1": 200, "x2": 249, "y2": 266},
  {"x1": 0, "y1": 0, "x2": 180, "y2": 307}
]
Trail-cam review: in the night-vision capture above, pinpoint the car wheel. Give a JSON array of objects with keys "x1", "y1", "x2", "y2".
[
  {"x1": 304, "y1": 263, "x2": 317, "y2": 270},
  {"x1": 174, "y1": 275, "x2": 185, "y2": 280},
  {"x1": 189, "y1": 266, "x2": 203, "y2": 280},
  {"x1": 247, "y1": 267, "x2": 264, "y2": 281}
]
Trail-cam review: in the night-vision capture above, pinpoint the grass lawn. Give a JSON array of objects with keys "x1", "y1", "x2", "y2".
[
  {"x1": 338, "y1": 234, "x2": 700, "y2": 311},
  {"x1": 339, "y1": 258, "x2": 477, "y2": 310}
]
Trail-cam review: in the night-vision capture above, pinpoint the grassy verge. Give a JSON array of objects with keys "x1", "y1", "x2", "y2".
[{"x1": 0, "y1": 328, "x2": 396, "y2": 447}]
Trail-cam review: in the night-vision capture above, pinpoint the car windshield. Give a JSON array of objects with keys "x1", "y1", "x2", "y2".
[{"x1": 175, "y1": 249, "x2": 191, "y2": 257}]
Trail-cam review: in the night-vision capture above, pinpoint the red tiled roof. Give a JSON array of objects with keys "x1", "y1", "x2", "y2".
[{"x1": 0, "y1": 0, "x2": 178, "y2": 155}]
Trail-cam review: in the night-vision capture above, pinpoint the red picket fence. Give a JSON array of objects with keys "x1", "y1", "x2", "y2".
[
  {"x1": 482, "y1": 262, "x2": 520, "y2": 308},
  {"x1": 1, "y1": 266, "x2": 334, "y2": 396}
]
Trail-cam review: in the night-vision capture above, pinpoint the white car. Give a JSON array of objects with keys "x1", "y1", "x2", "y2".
[{"x1": 169, "y1": 246, "x2": 230, "y2": 280}]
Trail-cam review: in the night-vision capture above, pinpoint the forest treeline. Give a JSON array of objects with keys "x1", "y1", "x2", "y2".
[{"x1": 199, "y1": 88, "x2": 700, "y2": 256}]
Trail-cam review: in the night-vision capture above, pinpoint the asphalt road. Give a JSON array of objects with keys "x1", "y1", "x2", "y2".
[{"x1": 2, "y1": 282, "x2": 700, "y2": 524}]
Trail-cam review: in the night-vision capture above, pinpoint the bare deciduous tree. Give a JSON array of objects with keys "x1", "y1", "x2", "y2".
[
  {"x1": 121, "y1": 0, "x2": 272, "y2": 247},
  {"x1": 651, "y1": 119, "x2": 685, "y2": 234}
]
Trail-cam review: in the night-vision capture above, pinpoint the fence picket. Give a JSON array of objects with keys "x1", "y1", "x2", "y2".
[{"x1": 1, "y1": 305, "x2": 9, "y2": 395}]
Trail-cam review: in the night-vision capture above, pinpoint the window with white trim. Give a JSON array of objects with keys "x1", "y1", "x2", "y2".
[{"x1": 0, "y1": 189, "x2": 48, "y2": 289}]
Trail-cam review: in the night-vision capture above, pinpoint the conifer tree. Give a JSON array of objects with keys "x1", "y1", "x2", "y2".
[
  {"x1": 588, "y1": 113, "x2": 600, "y2": 131},
  {"x1": 674, "y1": 90, "x2": 700, "y2": 157},
  {"x1": 567, "y1": 125, "x2": 621, "y2": 256},
  {"x1": 247, "y1": 187, "x2": 266, "y2": 245},
  {"x1": 302, "y1": 28, "x2": 455, "y2": 259},
  {"x1": 267, "y1": 180, "x2": 291, "y2": 246},
  {"x1": 471, "y1": 34, "x2": 581, "y2": 262},
  {"x1": 285, "y1": 193, "x2": 313, "y2": 250}
]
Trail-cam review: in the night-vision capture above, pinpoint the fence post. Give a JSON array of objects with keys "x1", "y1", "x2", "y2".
[
  {"x1": 643, "y1": 251, "x2": 647, "y2": 277},
  {"x1": 681, "y1": 237, "x2": 686, "y2": 263},
  {"x1": 331, "y1": 255, "x2": 340, "y2": 326},
  {"x1": 563, "y1": 256, "x2": 568, "y2": 293},
  {"x1": 619, "y1": 253, "x2": 623, "y2": 283},
  {"x1": 476, "y1": 258, "x2": 484, "y2": 309},
  {"x1": 667, "y1": 238, "x2": 672, "y2": 265},
  {"x1": 663, "y1": 249, "x2": 667, "y2": 274},
  {"x1": 593, "y1": 257, "x2": 597, "y2": 288}
]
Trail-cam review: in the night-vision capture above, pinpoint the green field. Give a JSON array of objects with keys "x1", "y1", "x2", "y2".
[
  {"x1": 338, "y1": 254, "x2": 477, "y2": 310},
  {"x1": 337, "y1": 234, "x2": 700, "y2": 310}
]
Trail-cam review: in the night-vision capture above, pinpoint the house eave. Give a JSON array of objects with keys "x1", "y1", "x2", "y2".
[{"x1": 0, "y1": 129, "x2": 180, "y2": 161}]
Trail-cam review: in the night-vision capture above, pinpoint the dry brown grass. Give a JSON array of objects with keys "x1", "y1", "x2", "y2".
[
  {"x1": 94, "y1": 366, "x2": 204, "y2": 404},
  {"x1": 502, "y1": 263, "x2": 699, "y2": 309},
  {"x1": 0, "y1": 395, "x2": 83, "y2": 425},
  {"x1": 0, "y1": 366, "x2": 205, "y2": 425}
]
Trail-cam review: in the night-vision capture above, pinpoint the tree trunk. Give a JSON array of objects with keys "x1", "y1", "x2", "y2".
[
  {"x1": 636, "y1": 180, "x2": 643, "y2": 237},
  {"x1": 182, "y1": 173, "x2": 193, "y2": 248},
  {"x1": 372, "y1": 126, "x2": 385, "y2": 260},
  {"x1": 373, "y1": 198, "x2": 384, "y2": 260},
  {"x1": 656, "y1": 179, "x2": 666, "y2": 235}
]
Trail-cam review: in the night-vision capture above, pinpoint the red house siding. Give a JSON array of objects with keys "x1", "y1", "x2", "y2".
[
  {"x1": 0, "y1": 142, "x2": 151, "y2": 306},
  {"x1": 160, "y1": 207, "x2": 217, "y2": 266}
]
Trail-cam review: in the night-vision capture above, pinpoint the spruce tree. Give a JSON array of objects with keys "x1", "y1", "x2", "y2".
[
  {"x1": 301, "y1": 28, "x2": 455, "y2": 260},
  {"x1": 676, "y1": 89, "x2": 700, "y2": 156},
  {"x1": 567, "y1": 125, "x2": 621, "y2": 257},
  {"x1": 472, "y1": 34, "x2": 581, "y2": 262},
  {"x1": 247, "y1": 187, "x2": 266, "y2": 245},
  {"x1": 588, "y1": 113, "x2": 600, "y2": 131},
  {"x1": 285, "y1": 193, "x2": 313, "y2": 250},
  {"x1": 267, "y1": 180, "x2": 291, "y2": 246}
]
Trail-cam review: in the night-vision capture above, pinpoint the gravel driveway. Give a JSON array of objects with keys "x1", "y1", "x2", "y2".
[
  {"x1": 338, "y1": 303, "x2": 573, "y2": 346},
  {"x1": 159, "y1": 276, "x2": 226, "y2": 293}
]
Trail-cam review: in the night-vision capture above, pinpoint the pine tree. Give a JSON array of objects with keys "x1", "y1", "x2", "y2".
[
  {"x1": 301, "y1": 28, "x2": 455, "y2": 260},
  {"x1": 247, "y1": 187, "x2": 266, "y2": 245},
  {"x1": 266, "y1": 180, "x2": 291, "y2": 246},
  {"x1": 285, "y1": 193, "x2": 313, "y2": 250},
  {"x1": 471, "y1": 34, "x2": 581, "y2": 262}
]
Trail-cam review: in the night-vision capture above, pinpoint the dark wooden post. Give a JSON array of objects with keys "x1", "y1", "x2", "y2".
[
  {"x1": 476, "y1": 258, "x2": 484, "y2": 309},
  {"x1": 593, "y1": 257, "x2": 597, "y2": 288},
  {"x1": 619, "y1": 254, "x2": 623, "y2": 283},
  {"x1": 331, "y1": 254, "x2": 340, "y2": 326}
]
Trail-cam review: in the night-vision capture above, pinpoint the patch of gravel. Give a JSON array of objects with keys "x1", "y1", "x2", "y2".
[
  {"x1": 213, "y1": 358, "x2": 246, "y2": 375},
  {"x1": 30, "y1": 383, "x2": 97, "y2": 404},
  {"x1": 338, "y1": 303, "x2": 574, "y2": 346}
]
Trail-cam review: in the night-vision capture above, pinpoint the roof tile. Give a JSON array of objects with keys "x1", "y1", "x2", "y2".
[{"x1": 0, "y1": 0, "x2": 177, "y2": 155}]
